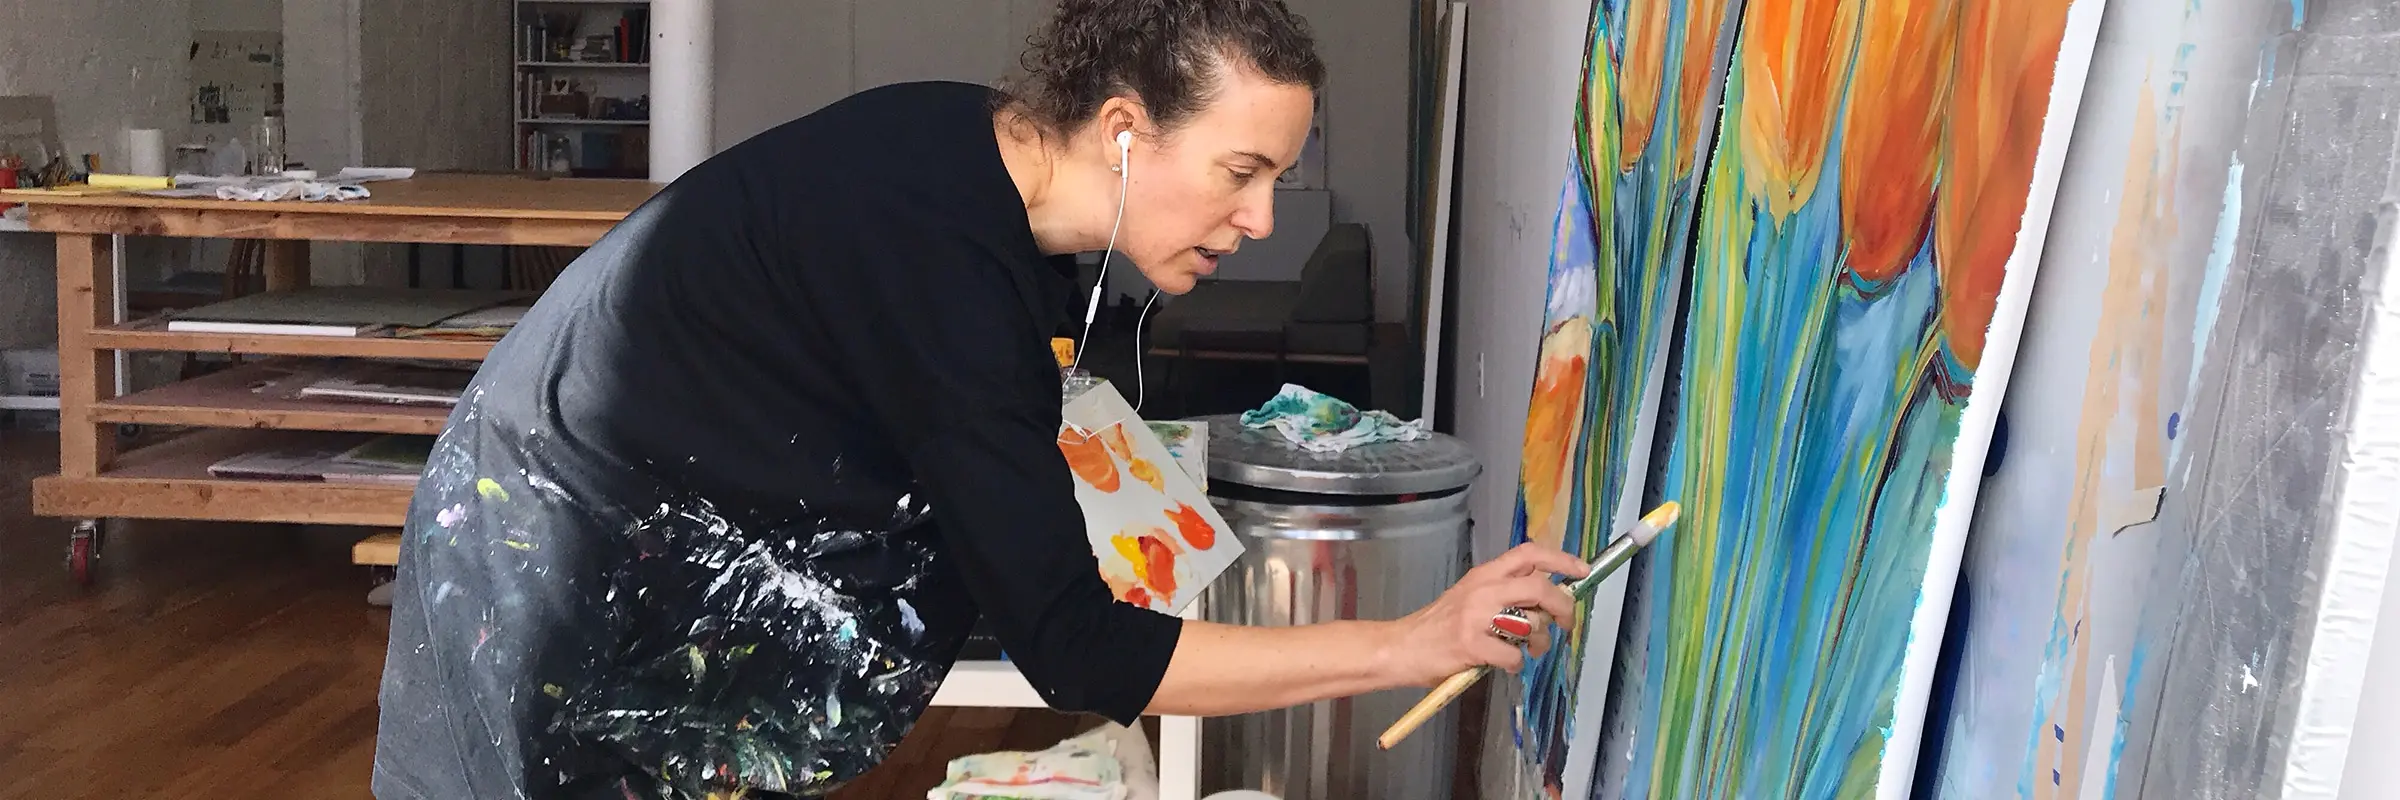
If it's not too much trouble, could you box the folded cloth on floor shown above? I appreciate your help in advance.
[1238,383,1428,454]
[928,724,1149,800]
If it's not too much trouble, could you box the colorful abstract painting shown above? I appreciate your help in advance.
[1505,0,1741,796]
[1060,383,1240,615]
[1591,0,2104,797]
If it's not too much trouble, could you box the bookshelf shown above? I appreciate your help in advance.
[515,0,651,178]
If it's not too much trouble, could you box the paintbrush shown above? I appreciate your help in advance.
[1374,501,1682,750]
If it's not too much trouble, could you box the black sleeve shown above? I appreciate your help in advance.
[804,217,1183,726]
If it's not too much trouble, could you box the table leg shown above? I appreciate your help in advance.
[263,240,310,290]
[55,233,117,476]
[1159,714,1201,800]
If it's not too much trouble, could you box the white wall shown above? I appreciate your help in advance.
[0,0,197,348]
[1442,4,1597,795]
[1445,0,1586,564]
[281,0,507,287]
[194,0,280,32]
[708,0,1415,321]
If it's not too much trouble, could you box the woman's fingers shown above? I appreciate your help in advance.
[1482,541,1593,581]
[1472,633,1525,673]
[1490,575,1577,626]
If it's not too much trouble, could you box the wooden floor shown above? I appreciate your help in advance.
[0,431,1097,799]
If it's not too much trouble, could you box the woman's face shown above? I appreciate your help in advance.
[1115,67,1316,294]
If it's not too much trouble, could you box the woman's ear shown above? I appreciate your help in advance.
[1095,95,1151,153]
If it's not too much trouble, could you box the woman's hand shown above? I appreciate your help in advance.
[1376,542,1591,688]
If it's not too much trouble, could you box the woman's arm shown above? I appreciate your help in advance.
[1143,543,1589,717]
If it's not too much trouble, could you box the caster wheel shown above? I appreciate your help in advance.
[68,521,100,587]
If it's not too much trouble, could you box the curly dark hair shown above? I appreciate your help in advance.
[1000,0,1326,137]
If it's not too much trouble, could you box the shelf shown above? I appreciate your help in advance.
[519,118,649,126]
[90,318,495,361]
[32,428,415,526]
[519,61,647,68]
[91,360,454,435]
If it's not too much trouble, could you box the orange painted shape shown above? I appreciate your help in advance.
[1839,0,1959,281]
[1520,319,1592,549]
[1736,0,1862,218]
[1059,430,1121,493]
[1934,0,2078,369]
[1617,0,1673,171]
[1169,502,1216,550]
[1673,0,1738,177]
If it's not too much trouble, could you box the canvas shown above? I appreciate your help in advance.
[1502,2,1741,798]
[1584,0,2108,798]
[1060,383,1240,615]
[1916,0,2281,795]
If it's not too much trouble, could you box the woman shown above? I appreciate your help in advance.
[372,1,1588,797]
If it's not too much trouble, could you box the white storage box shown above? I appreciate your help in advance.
[3,346,61,397]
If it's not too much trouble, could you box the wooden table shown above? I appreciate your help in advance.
[3,172,1206,799]
[1,173,661,574]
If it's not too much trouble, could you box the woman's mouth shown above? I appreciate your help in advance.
[1195,246,1231,273]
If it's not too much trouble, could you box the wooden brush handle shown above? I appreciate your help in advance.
[1378,666,1487,750]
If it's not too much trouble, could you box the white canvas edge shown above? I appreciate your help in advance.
[1556,210,1691,800]
[1873,0,2112,796]
[2276,194,2400,800]
[1420,2,1471,425]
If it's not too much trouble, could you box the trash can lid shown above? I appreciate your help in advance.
[1193,414,1482,496]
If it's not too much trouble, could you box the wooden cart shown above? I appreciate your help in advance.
[1,173,659,582]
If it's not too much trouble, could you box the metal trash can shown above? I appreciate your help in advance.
[1194,414,1481,800]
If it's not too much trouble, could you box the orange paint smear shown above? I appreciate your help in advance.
[1737,0,1861,219]
[1934,0,2077,369]
[1169,502,1216,550]
[1672,0,1738,177]
[1110,528,1180,600]
[1839,0,1958,281]
[1520,319,1591,549]
[1058,430,1121,493]
[1616,0,1672,172]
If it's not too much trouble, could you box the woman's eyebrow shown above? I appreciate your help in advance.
[1230,151,1281,169]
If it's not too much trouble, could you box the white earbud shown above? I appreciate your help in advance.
[1113,130,1131,171]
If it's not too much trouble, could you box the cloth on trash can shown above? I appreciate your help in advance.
[926,722,1158,800]
[1238,383,1427,454]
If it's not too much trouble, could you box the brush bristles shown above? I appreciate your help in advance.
[1632,501,1681,545]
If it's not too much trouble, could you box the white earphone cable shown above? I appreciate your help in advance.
[1131,287,1160,414]
[1073,133,1133,373]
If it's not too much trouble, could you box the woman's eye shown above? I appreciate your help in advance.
[1230,170,1258,185]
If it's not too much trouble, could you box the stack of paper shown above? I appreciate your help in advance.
[165,287,531,337]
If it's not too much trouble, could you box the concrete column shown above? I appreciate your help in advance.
[649,0,715,183]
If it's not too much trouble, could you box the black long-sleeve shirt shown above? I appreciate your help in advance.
[371,81,1182,800]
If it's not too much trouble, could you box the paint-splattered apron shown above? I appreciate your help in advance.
[373,384,973,800]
